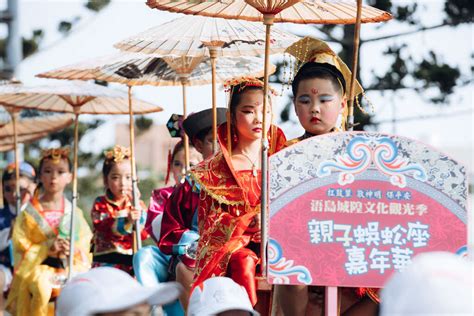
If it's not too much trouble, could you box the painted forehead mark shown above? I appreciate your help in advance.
[311,88,319,95]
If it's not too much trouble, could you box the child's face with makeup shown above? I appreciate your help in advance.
[233,89,272,142]
[294,77,346,136]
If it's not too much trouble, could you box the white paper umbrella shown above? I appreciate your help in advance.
[0,113,74,140]
[0,81,160,114]
[0,114,74,152]
[0,133,49,152]
[115,15,292,152]
[146,0,391,24]
[0,113,74,211]
[0,81,162,278]
[38,53,274,87]
[38,51,271,254]
[38,52,275,163]
[114,15,300,57]
[37,51,272,253]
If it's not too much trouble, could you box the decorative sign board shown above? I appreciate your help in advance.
[268,132,468,287]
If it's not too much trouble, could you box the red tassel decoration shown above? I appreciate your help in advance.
[164,148,172,185]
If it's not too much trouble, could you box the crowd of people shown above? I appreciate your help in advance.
[0,37,472,316]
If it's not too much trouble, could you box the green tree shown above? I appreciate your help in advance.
[85,0,111,12]
[272,0,473,130]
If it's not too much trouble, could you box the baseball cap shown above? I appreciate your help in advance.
[3,161,36,181]
[56,267,183,316]
[380,251,474,316]
[188,277,259,316]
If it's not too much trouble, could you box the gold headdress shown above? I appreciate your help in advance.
[285,37,373,130]
[104,145,131,164]
[285,37,363,98]
[41,147,70,164]
[223,76,278,96]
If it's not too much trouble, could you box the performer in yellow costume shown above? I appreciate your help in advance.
[6,148,92,316]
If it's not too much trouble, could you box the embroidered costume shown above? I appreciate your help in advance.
[91,193,147,274]
[6,197,91,316]
[158,177,200,268]
[146,186,175,242]
[0,203,16,292]
[191,124,286,305]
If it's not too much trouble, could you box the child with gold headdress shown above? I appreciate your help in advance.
[90,145,147,275]
[276,37,377,316]
[6,148,92,316]
[190,76,286,310]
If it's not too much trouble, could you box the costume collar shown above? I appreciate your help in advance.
[190,123,286,206]
[104,189,130,207]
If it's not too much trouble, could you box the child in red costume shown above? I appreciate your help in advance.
[191,77,286,307]
[91,145,147,275]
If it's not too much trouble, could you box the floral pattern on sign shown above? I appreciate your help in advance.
[317,136,427,188]
[317,136,372,185]
[456,245,468,259]
[270,132,466,209]
[373,137,427,188]
[268,239,312,284]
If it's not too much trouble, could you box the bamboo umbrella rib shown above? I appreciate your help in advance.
[279,7,312,22]
[87,100,98,114]
[40,95,54,112]
[184,1,220,15]
[11,95,40,112]
[287,5,307,22]
[0,133,45,152]
[194,16,207,43]
[233,2,248,19]
[201,18,212,44]
[109,99,123,113]
[327,2,364,19]
[108,99,122,113]
[226,21,247,57]
[309,2,344,19]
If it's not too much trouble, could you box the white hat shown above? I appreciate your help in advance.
[56,267,183,316]
[188,277,259,316]
[380,251,474,316]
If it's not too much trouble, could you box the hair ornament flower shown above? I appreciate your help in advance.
[104,145,131,164]
[41,147,70,164]
[223,76,278,96]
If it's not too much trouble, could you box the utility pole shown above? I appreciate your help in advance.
[1,0,22,79]
[1,0,23,164]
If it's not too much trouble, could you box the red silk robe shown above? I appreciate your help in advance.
[91,194,148,256]
[158,178,200,268]
[146,186,175,242]
[191,123,286,305]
